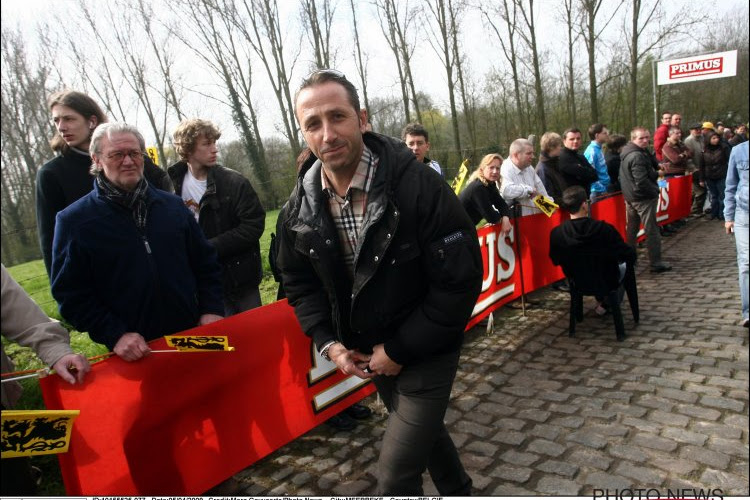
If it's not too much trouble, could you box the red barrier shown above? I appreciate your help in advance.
[40,300,375,495]
[39,176,693,495]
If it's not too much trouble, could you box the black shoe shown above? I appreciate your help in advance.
[551,281,570,292]
[345,403,372,420]
[326,413,357,431]
[743,318,749,328]
[650,264,673,273]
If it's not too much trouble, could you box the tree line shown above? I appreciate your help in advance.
[1,0,748,266]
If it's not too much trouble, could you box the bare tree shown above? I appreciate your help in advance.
[447,0,477,155]
[561,0,579,126]
[349,0,371,118]
[238,0,301,157]
[300,0,336,69]
[375,0,421,123]
[482,0,527,136]
[168,0,272,204]
[579,0,624,123]
[425,0,462,152]
[514,0,546,132]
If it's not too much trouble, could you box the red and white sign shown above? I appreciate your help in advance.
[658,50,737,85]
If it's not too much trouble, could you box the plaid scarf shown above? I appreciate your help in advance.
[96,173,150,231]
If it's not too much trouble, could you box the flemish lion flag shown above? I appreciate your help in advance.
[450,159,469,195]
[1,410,80,458]
[165,335,235,351]
[533,195,559,217]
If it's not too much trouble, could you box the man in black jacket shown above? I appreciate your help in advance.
[619,127,672,273]
[558,127,598,195]
[277,70,482,495]
[169,119,266,315]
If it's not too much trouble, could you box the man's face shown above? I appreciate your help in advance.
[661,113,672,126]
[670,114,682,127]
[296,81,366,176]
[669,128,682,141]
[404,134,430,163]
[595,128,609,145]
[564,132,582,151]
[633,130,651,149]
[188,135,218,168]
[93,132,145,191]
[52,104,95,150]
[513,146,534,169]
[690,128,701,137]
[738,125,747,135]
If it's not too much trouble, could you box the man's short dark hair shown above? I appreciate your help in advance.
[562,185,587,213]
[588,123,606,140]
[295,69,360,113]
[401,122,429,142]
[563,128,581,140]
[606,134,627,152]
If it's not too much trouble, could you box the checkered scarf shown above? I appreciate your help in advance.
[96,173,150,231]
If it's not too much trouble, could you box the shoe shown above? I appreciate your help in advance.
[552,281,570,292]
[743,318,749,328]
[650,264,673,273]
[326,413,357,431]
[345,403,372,420]
[594,303,608,316]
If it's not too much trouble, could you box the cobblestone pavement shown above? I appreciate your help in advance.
[234,216,749,496]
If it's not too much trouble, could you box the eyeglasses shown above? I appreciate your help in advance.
[105,150,143,163]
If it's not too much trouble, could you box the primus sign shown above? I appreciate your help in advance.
[657,50,737,85]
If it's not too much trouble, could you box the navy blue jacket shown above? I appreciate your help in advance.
[50,182,224,350]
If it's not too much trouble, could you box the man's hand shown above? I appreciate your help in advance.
[113,332,151,362]
[52,353,91,384]
[328,342,374,379]
[199,313,223,325]
[725,221,735,234]
[368,344,402,376]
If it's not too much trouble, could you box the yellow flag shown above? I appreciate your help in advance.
[146,146,159,165]
[533,195,559,217]
[1,410,80,458]
[450,159,470,195]
[165,335,235,351]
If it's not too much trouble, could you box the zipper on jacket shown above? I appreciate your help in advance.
[142,235,152,254]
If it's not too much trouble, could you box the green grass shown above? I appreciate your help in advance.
[3,209,285,494]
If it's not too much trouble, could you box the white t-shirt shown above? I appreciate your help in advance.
[181,170,207,221]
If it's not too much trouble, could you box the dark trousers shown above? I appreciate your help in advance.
[373,350,472,495]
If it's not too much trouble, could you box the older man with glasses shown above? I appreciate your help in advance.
[50,122,224,362]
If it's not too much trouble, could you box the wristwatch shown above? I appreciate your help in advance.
[319,340,339,362]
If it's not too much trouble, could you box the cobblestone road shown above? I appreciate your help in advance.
[234,216,749,496]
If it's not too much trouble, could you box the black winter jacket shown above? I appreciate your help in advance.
[620,143,659,202]
[168,162,266,293]
[558,147,597,195]
[277,133,483,366]
[459,178,510,225]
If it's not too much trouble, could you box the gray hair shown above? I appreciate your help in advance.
[89,122,146,175]
[509,138,532,156]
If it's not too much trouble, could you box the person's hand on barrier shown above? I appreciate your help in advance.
[329,342,373,379]
[199,313,224,325]
[499,216,512,237]
[725,221,734,234]
[368,344,402,377]
[52,353,91,384]
[113,332,151,362]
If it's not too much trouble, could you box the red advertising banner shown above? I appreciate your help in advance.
[38,176,692,495]
[40,300,375,495]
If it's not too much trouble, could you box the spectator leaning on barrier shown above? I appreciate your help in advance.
[459,153,512,236]
[50,123,224,362]
[619,127,672,273]
[500,138,548,216]
[535,132,567,204]
[723,141,749,328]
[277,69,481,495]
[36,90,172,278]
[1,263,91,495]
[169,118,266,316]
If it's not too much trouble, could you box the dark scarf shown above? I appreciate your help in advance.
[96,173,150,231]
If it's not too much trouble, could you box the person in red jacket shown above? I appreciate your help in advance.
[653,110,672,162]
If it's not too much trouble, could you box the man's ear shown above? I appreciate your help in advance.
[359,108,368,133]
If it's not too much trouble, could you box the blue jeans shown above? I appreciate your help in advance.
[706,178,726,219]
[733,217,749,321]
